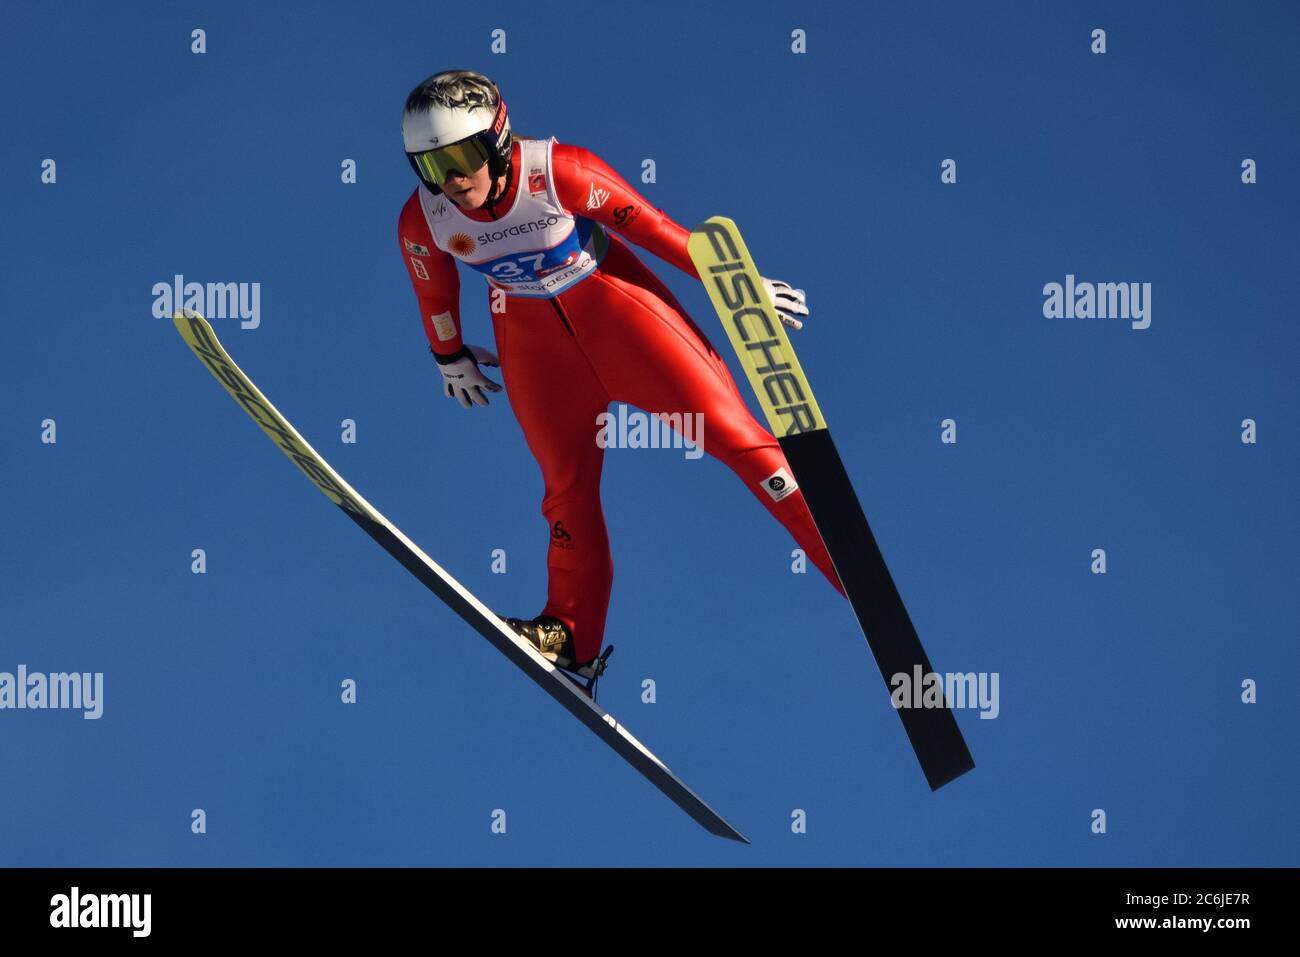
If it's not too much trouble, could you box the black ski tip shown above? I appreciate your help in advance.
[701,816,749,844]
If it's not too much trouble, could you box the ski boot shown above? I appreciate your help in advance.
[499,614,614,700]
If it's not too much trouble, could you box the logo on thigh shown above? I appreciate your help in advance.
[761,467,798,502]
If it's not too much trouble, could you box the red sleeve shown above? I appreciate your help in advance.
[398,189,465,356]
[550,143,700,280]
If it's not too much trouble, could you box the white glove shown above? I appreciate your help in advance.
[434,344,502,408]
[761,276,809,331]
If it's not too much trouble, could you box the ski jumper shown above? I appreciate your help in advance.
[398,135,845,663]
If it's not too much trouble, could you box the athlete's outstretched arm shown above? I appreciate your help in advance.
[551,143,810,329]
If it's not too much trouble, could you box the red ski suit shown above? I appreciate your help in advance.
[399,138,844,663]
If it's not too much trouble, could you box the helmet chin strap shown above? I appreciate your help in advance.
[480,153,513,212]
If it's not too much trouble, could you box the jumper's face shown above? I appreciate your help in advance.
[441,160,494,208]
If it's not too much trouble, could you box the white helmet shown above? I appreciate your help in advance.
[401,70,513,205]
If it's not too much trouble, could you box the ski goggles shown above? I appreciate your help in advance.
[407,137,491,187]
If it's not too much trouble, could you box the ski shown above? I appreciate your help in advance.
[171,310,747,843]
[687,217,975,790]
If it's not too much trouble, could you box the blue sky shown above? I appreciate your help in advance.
[2,0,1297,865]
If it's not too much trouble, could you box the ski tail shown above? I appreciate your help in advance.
[686,218,974,790]
[782,428,975,789]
